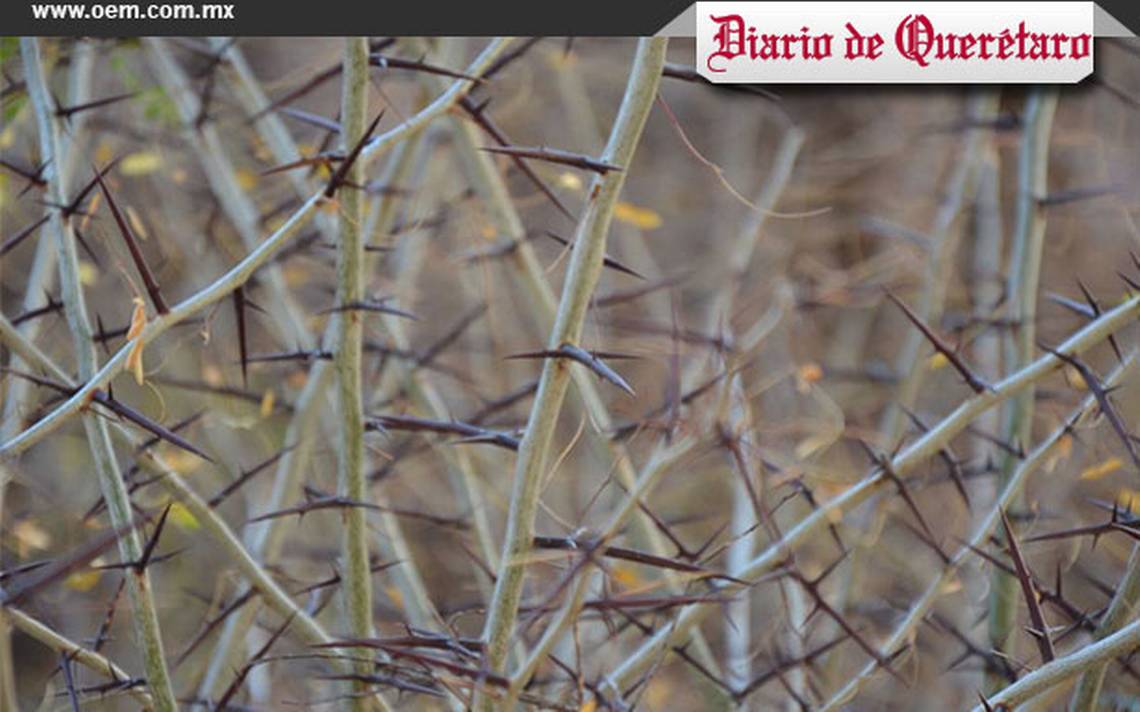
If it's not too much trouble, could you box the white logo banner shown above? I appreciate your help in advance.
[696,2,1094,83]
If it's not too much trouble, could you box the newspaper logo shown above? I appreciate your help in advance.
[697,2,1094,83]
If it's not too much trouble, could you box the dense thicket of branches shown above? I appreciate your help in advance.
[2,36,1140,710]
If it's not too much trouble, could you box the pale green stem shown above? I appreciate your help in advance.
[0,190,323,458]
[194,137,429,706]
[988,88,1059,693]
[437,44,724,684]
[478,38,668,698]
[335,37,375,711]
[19,37,178,712]
[0,40,94,712]
[203,36,460,664]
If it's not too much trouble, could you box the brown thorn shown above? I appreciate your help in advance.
[885,289,987,393]
[1000,509,1055,662]
[91,163,168,314]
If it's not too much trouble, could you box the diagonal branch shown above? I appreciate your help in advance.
[599,294,1140,704]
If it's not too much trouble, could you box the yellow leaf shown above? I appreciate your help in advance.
[259,390,276,419]
[168,502,200,530]
[1064,366,1087,390]
[287,371,309,390]
[283,264,310,288]
[613,202,662,231]
[796,362,823,392]
[480,222,497,240]
[79,191,102,232]
[202,363,224,387]
[1057,433,1074,460]
[12,520,51,556]
[127,298,147,340]
[127,336,145,385]
[65,562,104,592]
[94,143,114,165]
[1117,488,1140,511]
[579,701,597,712]
[161,448,202,475]
[557,172,583,192]
[120,151,162,176]
[125,205,148,240]
[385,585,404,611]
[125,298,148,385]
[0,121,17,150]
[1081,457,1124,481]
[77,261,99,286]
[611,564,642,590]
[928,352,949,371]
[235,168,258,191]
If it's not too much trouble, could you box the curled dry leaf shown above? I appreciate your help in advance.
[126,297,147,385]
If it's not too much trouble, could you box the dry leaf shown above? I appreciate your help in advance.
[65,562,104,592]
[611,563,643,590]
[125,205,148,240]
[1080,457,1123,481]
[77,261,98,286]
[168,501,200,530]
[12,519,51,556]
[120,151,162,176]
[126,298,147,385]
[613,202,662,230]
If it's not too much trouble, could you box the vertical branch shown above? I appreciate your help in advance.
[824,90,998,688]
[335,37,374,708]
[479,36,668,688]
[988,88,1059,692]
[195,52,440,696]
[443,52,727,683]
[18,38,177,712]
[717,126,804,693]
[1069,544,1140,710]
[970,134,1005,493]
[0,40,95,712]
